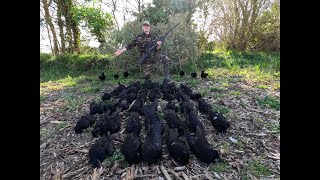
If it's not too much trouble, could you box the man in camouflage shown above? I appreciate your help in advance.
[113,20,171,83]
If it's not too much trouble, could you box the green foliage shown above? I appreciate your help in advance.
[258,96,280,110]
[246,159,271,177]
[103,150,124,166]
[136,0,189,25]
[40,53,54,63]
[212,106,230,115]
[266,122,280,133]
[40,128,55,140]
[71,6,113,43]
[100,16,199,73]
[210,161,229,173]
[40,53,112,82]
[249,2,280,51]
[199,50,280,72]
[210,87,224,93]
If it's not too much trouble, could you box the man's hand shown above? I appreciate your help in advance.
[114,48,126,57]
[156,41,162,50]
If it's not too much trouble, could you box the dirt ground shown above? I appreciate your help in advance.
[40,76,280,180]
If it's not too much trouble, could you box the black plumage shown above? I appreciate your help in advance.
[164,109,184,136]
[120,132,142,164]
[142,117,164,164]
[201,70,208,78]
[181,100,195,114]
[125,112,142,134]
[119,99,129,110]
[167,128,189,165]
[185,126,220,163]
[162,93,174,101]
[187,110,204,132]
[105,107,122,134]
[90,101,104,115]
[191,72,197,78]
[74,114,95,133]
[129,99,144,115]
[99,72,106,80]
[190,93,202,100]
[180,84,193,96]
[91,111,111,137]
[101,92,112,101]
[123,71,129,78]
[179,70,185,77]
[208,109,230,133]
[114,74,119,79]
[165,101,179,112]
[126,92,137,104]
[197,98,212,115]
[89,135,115,168]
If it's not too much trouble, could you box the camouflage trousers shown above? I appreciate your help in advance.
[142,53,170,78]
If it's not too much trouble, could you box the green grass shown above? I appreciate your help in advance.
[56,121,68,129]
[200,88,210,97]
[210,87,224,93]
[40,128,55,140]
[59,95,87,112]
[221,142,230,151]
[266,122,280,133]
[81,86,101,93]
[239,159,271,179]
[258,96,280,110]
[187,79,199,87]
[40,95,47,104]
[200,50,279,72]
[212,106,231,114]
[221,82,231,87]
[255,117,263,123]
[213,93,224,99]
[210,161,229,173]
[103,150,125,167]
[247,159,271,177]
[257,85,269,89]
[229,90,242,96]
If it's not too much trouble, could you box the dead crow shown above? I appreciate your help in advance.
[125,112,142,134]
[99,72,105,80]
[120,132,142,164]
[201,70,208,78]
[208,109,230,133]
[179,70,185,77]
[167,128,189,165]
[185,126,220,163]
[114,74,119,79]
[74,114,95,133]
[191,72,197,78]
[89,135,115,168]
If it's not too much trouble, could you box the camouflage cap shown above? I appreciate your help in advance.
[142,21,150,26]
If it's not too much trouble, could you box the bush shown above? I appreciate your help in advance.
[40,53,113,72]
[99,15,199,74]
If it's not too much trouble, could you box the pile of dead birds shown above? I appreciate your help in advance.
[74,80,230,168]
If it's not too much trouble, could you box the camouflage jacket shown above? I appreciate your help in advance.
[125,32,160,57]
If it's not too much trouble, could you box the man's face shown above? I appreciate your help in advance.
[142,24,150,34]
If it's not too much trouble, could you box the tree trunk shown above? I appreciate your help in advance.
[67,0,80,53]
[43,0,59,55]
[45,21,54,54]
[71,20,80,53]
[57,0,65,53]
[60,0,74,53]
[111,0,119,31]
